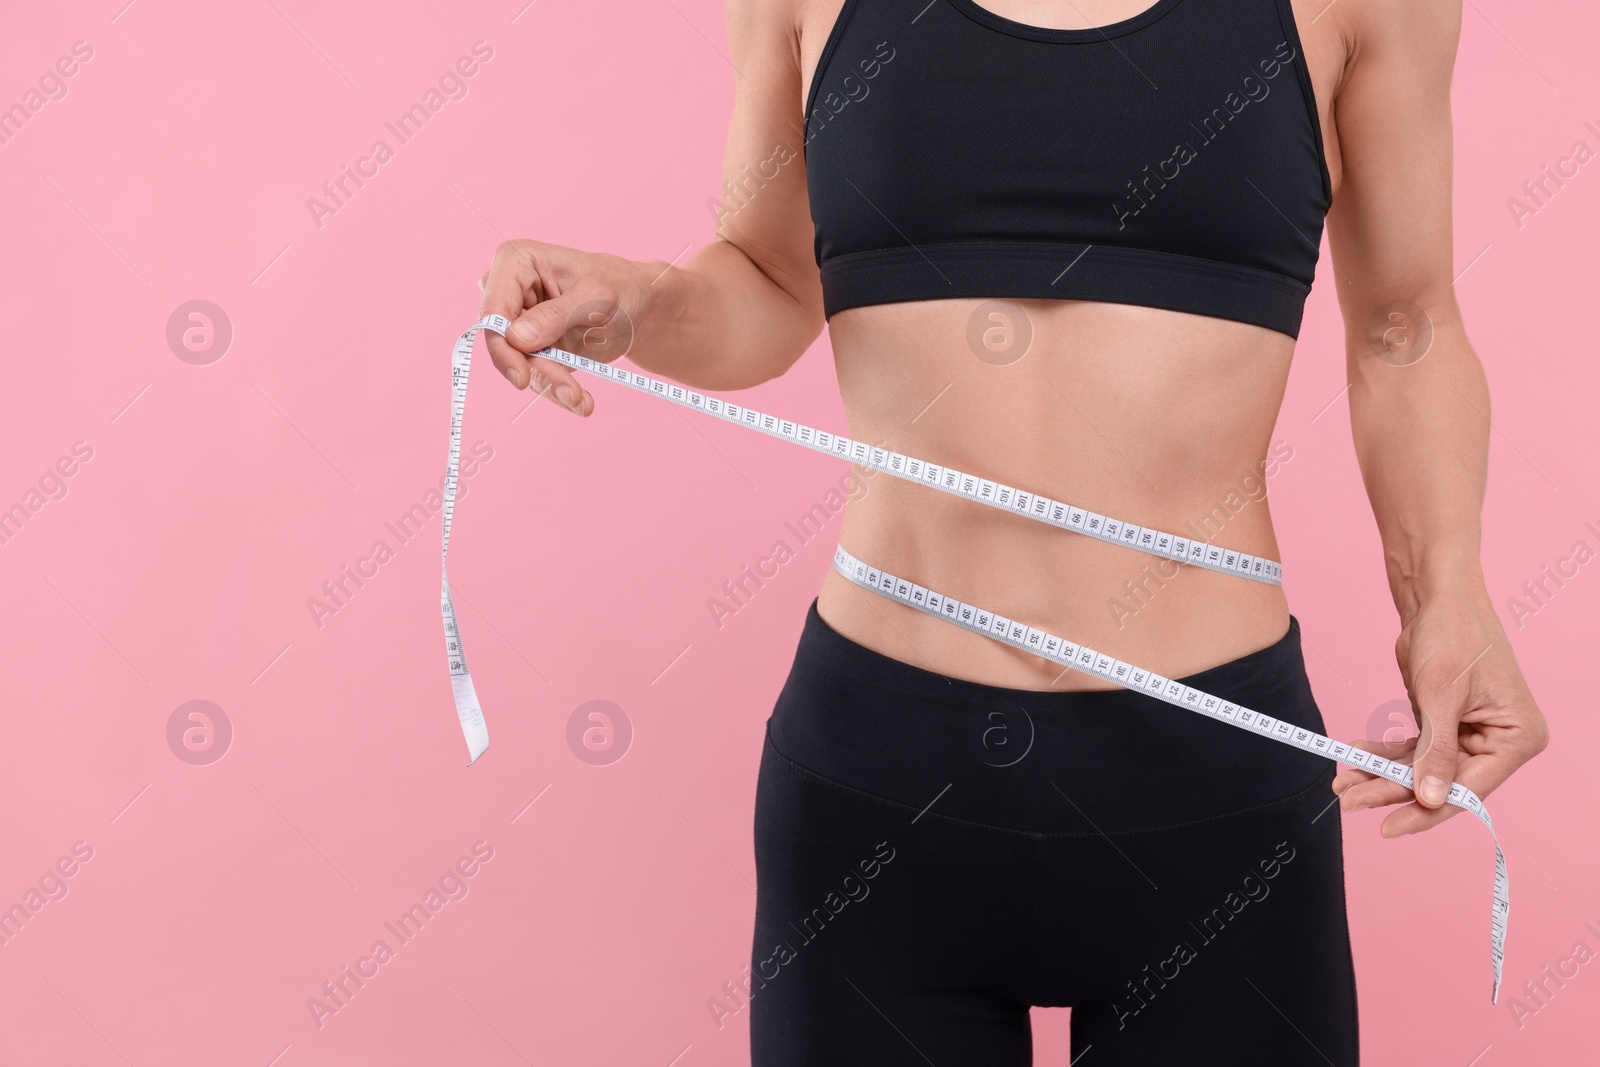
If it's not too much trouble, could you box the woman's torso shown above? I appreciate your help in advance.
[798,0,1346,690]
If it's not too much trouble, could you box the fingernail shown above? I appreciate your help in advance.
[1380,824,1402,839]
[556,384,578,407]
[503,366,520,388]
[1341,798,1366,813]
[1419,775,1449,806]
[509,321,537,346]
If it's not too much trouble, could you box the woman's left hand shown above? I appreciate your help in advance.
[1333,593,1549,836]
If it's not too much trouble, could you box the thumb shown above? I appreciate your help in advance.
[1409,689,1462,808]
[505,278,625,356]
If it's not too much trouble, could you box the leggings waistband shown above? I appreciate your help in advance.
[766,600,1334,836]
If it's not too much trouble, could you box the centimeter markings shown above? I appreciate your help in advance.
[830,543,1507,1003]
[502,319,1282,586]
[441,322,491,764]
[442,315,1505,1000]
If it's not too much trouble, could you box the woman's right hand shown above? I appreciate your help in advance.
[477,238,658,417]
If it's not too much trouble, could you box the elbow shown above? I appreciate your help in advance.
[1346,292,1456,370]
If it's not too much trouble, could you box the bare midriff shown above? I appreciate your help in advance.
[814,296,1297,691]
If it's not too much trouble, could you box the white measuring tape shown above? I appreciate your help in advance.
[442,313,1507,1001]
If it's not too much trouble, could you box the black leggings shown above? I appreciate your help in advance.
[749,601,1358,1066]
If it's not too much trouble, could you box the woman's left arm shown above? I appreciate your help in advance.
[1322,0,1549,835]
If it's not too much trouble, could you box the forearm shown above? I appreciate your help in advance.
[1348,306,1492,624]
[628,238,824,393]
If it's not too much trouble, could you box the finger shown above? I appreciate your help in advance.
[1384,741,1526,837]
[1331,766,1377,795]
[1411,689,1465,810]
[526,354,594,417]
[479,245,541,390]
[1380,798,1464,837]
[1331,736,1414,795]
[1331,768,1371,793]
[492,329,586,413]
[501,278,625,413]
[1338,777,1413,813]
[505,274,620,354]
[475,257,589,414]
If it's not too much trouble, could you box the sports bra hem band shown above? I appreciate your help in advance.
[819,240,1312,337]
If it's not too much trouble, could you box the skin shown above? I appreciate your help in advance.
[479,0,1547,839]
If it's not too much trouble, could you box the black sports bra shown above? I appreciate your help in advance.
[803,0,1333,338]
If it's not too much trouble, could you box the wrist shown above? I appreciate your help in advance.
[1390,553,1489,624]
[617,254,705,381]
[627,256,681,328]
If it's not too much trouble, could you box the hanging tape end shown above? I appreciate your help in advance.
[466,737,490,766]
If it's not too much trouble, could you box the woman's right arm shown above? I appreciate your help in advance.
[479,0,823,415]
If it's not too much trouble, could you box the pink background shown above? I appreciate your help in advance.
[1,1,1597,1063]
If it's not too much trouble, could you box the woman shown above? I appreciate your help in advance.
[479,0,1547,1061]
